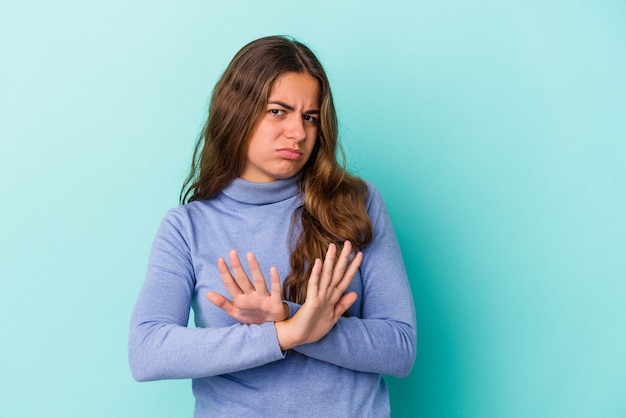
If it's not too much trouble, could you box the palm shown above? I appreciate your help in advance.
[228,291,286,324]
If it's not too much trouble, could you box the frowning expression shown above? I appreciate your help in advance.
[241,72,320,183]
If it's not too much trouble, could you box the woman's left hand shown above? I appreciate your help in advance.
[206,250,289,325]
[274,242,362,350]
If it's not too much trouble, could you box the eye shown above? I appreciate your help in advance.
[269,109,285,116]
[303,114,318,124]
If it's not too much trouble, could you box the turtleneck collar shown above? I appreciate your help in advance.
[220,174,301,205]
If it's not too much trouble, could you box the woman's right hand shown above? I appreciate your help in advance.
[274,241,362,350]
[206,250,288,325]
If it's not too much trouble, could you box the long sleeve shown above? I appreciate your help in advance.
[292,184,417,377]
[128,208,285,382]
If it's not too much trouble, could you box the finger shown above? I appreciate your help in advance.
[335,251,363,294]
[228,250,255,293]
[330,241,352,288]
[217,256,244,296]
[319,243,337,290]
[269,266,282,304]
[334,291,358,318]
[246,252,269,296]
[306,258,322,297]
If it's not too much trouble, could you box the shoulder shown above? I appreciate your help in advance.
[164,198,215,221]
[158,200,208,234]
[362,179,386,210]
[359,180,394,231]
[154,200,216,251]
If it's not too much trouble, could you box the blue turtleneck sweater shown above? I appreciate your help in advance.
[129,175,416,417]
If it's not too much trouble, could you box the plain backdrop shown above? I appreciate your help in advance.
[1,1,625,417]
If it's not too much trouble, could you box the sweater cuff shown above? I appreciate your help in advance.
[283,301,302,318]
[265,321,288,358]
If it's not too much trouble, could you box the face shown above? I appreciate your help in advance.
[241,72,320,183]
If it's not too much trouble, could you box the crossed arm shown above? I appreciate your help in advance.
[130,189,416,381]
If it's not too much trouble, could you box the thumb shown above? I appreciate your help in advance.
[334,292,357,317]
[206,291,228,308]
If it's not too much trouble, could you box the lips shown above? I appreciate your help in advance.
[277,148,303,160]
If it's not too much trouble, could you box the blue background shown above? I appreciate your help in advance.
[1,1,625,417]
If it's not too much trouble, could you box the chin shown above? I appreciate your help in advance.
[272,172,298,181]
[273,168,304,180]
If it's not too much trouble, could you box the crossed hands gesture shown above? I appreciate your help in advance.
[206,242,363,351]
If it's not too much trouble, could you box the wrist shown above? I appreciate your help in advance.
[274,320,296,351]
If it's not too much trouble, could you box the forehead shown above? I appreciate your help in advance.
[269,72,320,104]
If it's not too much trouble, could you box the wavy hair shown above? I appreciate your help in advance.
[181,36,372,304]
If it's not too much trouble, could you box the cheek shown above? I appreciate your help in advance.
[304,138,317,156]
[304,139,318,162]
[306,128,318,147]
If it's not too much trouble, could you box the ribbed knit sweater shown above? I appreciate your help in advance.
[129,175,416,417]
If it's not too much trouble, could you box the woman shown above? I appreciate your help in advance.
[129,35,416,417]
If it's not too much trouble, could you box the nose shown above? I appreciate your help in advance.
[285,116,306,142]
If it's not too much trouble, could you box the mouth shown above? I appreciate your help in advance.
[277,148,303,160]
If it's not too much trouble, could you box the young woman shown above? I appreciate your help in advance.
[129,35,416,417]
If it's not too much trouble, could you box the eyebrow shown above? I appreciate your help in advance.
[268,100,320,114]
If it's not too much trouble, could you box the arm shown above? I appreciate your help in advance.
[128,208,284,382]
[290,184,417,377]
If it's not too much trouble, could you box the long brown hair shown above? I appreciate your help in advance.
[181,36,372,303]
